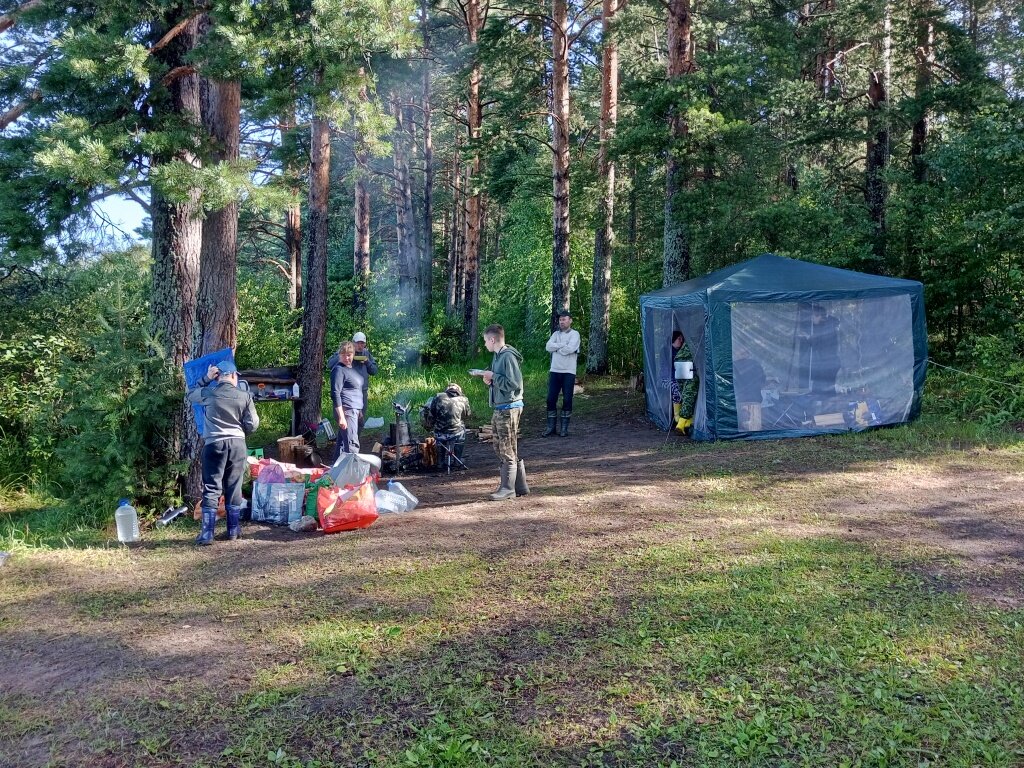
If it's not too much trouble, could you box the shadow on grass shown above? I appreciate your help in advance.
[3,535,1023,767]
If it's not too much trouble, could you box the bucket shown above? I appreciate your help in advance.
[674,360,694,380]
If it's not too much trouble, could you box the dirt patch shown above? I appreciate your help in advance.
[2,380,1024,765]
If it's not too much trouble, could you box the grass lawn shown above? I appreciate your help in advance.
[1,373,1023,766]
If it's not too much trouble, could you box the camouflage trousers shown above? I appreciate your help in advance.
[491,408,521,464]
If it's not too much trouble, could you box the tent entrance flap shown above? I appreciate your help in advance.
[642,306,705,432]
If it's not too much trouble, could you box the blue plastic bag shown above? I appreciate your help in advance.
[184,347,235,436]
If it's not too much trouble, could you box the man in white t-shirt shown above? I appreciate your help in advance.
[543,310,581,436]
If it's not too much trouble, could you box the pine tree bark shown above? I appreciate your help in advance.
[447,155,462,316]
[588,0,622,375]
[297,102,331,428]
[910,1,934,184]
[353,77,371,316]
[282,105,303,310]
[662,0,694,287]
[865,4,890,269]
[393,96,419,321]
[420,0,435,323]
[196,72,241,356]
[149,9,202,472]
[461,0,484,355]
[550,0,571,327]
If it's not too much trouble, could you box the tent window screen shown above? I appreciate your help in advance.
[730,295,915,432]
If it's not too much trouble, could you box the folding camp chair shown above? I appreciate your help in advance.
[434,429,467,473]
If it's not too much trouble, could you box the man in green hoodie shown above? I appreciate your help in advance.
[479,324,529,501]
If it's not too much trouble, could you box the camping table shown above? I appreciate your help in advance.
[238,366,303,436]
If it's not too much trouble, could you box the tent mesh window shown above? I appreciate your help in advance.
[729,296,916,434]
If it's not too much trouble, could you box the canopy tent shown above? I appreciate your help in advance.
[640,254,928,440]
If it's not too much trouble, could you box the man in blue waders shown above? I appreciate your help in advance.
[187,360,259,545]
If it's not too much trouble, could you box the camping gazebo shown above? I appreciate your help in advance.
[640,254,928,440]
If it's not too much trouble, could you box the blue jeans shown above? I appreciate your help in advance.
[546,372,575,413]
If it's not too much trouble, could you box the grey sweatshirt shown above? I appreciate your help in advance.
[188,378,260,442]
[488,345,524,407]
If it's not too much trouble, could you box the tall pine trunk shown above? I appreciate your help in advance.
[550,0,571,327]
[865,3,890,270]
[149,9,202,475]
[588,0,621,374]
[662,0,694,287]
[461,0,483,354]
[353,76,371,316]
[282,105,303,310]
[905,0,934,281]
[910,1,933,185]
[420,0,435,324]
[393,96,419,321]
[196,74,241,355]
[446,157,461,316]
[297,98,331,428]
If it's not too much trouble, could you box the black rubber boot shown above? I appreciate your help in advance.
[543,411,557,436]
[489,462,517,501]
[559,412,571,437]
[195,506,216,546]
[515,459,530,497]
[222,505,242,541]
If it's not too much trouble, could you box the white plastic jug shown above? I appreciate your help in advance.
[115,499,141,543]
[674,360,694,380]
[387,481,418,511]
[374,489,408,514]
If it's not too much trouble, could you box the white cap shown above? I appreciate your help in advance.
[352,332,367,343]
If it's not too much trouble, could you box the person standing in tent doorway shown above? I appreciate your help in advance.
[187,360,259,546]
[543,310,581,437]
[475,324,529,501]
[671,330,699,436]
[806,304,840,394]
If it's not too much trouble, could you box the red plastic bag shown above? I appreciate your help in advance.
[318,480,378,533]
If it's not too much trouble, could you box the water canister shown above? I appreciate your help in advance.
[387,480,418,511]
[674,360,694,380]
[292,382,300,398]
[374,489,408,514]
[115,499,141,543]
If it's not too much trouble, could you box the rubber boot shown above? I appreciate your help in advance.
[542,411,557,437]
[515,459,530,497]
[489,461,517,501]
[195,506,217,546]
[222,505,242,541]
[559,412,571,437]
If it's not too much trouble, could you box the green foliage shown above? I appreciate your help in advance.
[235,273,302,370]
[926,331,1024,426]
[56,254,181,518]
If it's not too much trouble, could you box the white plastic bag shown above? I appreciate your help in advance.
[288,515,319,532]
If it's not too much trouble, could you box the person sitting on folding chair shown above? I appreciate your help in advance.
[429,383,472,472]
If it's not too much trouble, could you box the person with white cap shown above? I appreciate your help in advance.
[351,331,377,422]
